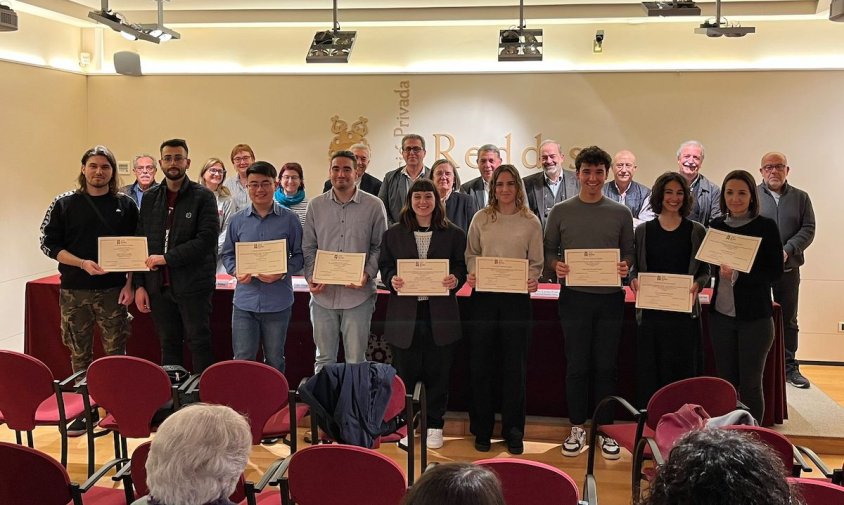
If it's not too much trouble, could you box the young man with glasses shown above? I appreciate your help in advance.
[120,154,159,208]
[602,150,655,227]
[757,152,816,389]
[378,134,430,224]
[134,138,220,374]
[224,143,256,211]
[221,161,303,372]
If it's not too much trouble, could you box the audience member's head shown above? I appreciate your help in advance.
[401,463,506,505]
[144,404,252,505]
[642,428,798,505]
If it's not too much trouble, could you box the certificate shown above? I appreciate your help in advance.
[695,228,762,273]
[235,239,287,276]
[98,236,149,272]
[475,257,528,294]
[396,259,449,296]
[635,273,695,313]
[312,250,367,286]
[564,249,621,287]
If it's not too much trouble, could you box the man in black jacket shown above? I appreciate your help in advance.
[134,139,219,373]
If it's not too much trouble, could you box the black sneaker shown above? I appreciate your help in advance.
[474,437,491,452]
[787,370,810,389]
[67,410,98,437]
[506,438,524,455]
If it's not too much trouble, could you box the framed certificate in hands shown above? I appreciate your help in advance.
[475,257,528,294]
[235,239,287,276]
[312,250,367,286]
[635,273,694,313]
[564,248,621,287]
[695,228,761,273]
[98,236,149,272]
[396,259,449,296]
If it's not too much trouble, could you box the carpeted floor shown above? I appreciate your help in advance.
[777,383,844,438]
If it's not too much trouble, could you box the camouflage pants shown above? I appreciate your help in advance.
[59,287,132,373]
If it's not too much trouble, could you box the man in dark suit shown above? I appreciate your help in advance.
[120,154,159,208]
[460,144,501,211]
[322,143,382,196]
[379,134,429,224]
[524,139,579,230]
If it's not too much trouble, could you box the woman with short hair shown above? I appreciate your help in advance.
[199,158,235,274]
[428,158,477,233]
[274,162,308,227]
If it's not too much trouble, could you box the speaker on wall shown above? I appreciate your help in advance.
[114,51,142,76]
[832,0,844,22]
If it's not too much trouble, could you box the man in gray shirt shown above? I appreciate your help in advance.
[543,145,634,461]
[757,151,816,389]
[303,150,388,372]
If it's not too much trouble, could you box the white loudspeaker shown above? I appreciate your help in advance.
[832,0,844,22]
[114,51,142,76]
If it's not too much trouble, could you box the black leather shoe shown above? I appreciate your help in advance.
[506,438,524,455]
[474,438,491,452]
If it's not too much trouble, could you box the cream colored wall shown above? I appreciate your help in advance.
[0,60,87,351]
[86,71,843,361]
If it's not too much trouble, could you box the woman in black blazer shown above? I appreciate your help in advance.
[428,159,478,233]
[709,170,783,422]
[379,178,468,449]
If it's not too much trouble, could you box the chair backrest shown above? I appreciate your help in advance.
[0,351,55,430]
[287,445,407,505]
[86,356,173,438]
[199,360,290,445]
[0,442,72,505]
[130,440,247,503]
[722,425,794,472]
[788,477,844,504]
[384,374,407,423]
[475,458,580,505]
[647,376,738,430]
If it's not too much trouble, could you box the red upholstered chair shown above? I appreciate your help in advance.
[198,360,308,451]
[0,350,98,476]
[586,376,739,503]
[0,441,125,505]
[475,458,594,505]
[788,477,844,504]
[722,425,811,477]
[277,444,407,505]
[85,355,177,460]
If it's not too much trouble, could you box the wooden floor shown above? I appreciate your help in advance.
[3,365,843,505]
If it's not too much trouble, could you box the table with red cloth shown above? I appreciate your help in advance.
[24,275,787,426]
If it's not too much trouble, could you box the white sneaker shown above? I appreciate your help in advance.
[599,436,621,460]
[562,426,586,457]
[426,428,444,449]
[398,435,409,449]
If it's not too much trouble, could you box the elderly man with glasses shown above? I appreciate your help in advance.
[378,134,430,224]
[757,152,816,389]
[120,154,159,208]
[603,150,655,227]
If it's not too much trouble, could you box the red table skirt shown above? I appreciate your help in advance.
[24,275,786,426]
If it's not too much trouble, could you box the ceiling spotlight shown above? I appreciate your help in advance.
[0,3,19,32]
[694,0,755,37]
[139,0,181,42]
[307,0,356,63]
[88,0,160,43]
[498,0,543,62]
[593,30,605,53]
[641,0,701,16]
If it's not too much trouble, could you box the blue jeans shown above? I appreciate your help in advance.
[231,306,292,372]
[309,295,376,373]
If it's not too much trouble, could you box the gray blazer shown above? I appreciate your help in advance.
[523,170,579,229]
[378,166,429,224]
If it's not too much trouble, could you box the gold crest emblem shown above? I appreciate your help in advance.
[328,115,369,158]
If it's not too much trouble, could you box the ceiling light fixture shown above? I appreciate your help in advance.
[88,0,160,43]
[695,0,755,37]
[306,0,356,63]
[641,0,701,17]
[0,2,18,32]
[139,0,180,42]
[499,0,543,62]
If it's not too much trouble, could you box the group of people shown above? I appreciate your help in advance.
[40,134,815,458]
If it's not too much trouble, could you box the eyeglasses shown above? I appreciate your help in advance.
[233,156,253,163]
[162,155,186,163]
[135,167,156,173]
[402,146,424,154]
[247,181,274,190]
[281,175,300,181]
[762,163,786,173]
[208,168,225,175]
[615,163,635,169]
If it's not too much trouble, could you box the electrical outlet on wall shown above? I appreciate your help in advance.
[117,161,130,176]
[839,322,844,333]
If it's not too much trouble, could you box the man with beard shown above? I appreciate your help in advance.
[379,134,429,224]
[134,139,219,373]
[524,140,579,229]
[40,145,138,432]
[460,144,502,211]
[322,143,382,196]
[676,140,721,227]
[120,154,159,208]
[603,149,655,227]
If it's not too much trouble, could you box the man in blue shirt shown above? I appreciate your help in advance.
[221,161,304,372]
[120,154,159,207]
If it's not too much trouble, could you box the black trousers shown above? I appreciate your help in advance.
[468,292,531,442]
[148,288,215,373]
[390,302,455,429]
[636,311,701,408]
[558,288,625,426]
[772,268,800,372]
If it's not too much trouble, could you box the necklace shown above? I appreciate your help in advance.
[417,225,431,232]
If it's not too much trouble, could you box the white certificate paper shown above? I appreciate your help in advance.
[397,259,449,296]
[98,236,149,272]
[475,257,529,294]
[635,273,694,313]
[312,250,367,286]
[564,249,621,287]
[695,228,762,273]
[235,239,287,276]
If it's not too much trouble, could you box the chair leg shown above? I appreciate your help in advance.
[59,424,69,468]
[86,420,96,477]
[112,431,122,460]
[14,430,22,445]
[26,430,34,448]
[121,436,129,460]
